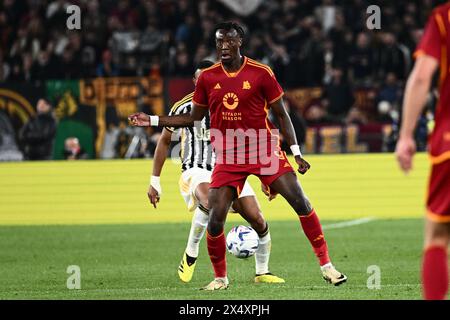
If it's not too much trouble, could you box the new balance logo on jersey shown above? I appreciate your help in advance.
[243,81,251,89]
[214,83,221,89]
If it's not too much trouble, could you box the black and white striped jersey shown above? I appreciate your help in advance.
[165,92,215,172]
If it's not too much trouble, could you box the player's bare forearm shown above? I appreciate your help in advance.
[400,55,438,138]
[160,105,208,127]
[129,104,208,128]
[270,97,310,174]
[157,114,193,128]
[395,55,438,173]
[270,98,298,147]
[400,75,430,137]
[152,128,172,177]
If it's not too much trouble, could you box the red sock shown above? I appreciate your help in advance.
[422,246,448,300]
[299,209,330,266]
[206,231,227,278]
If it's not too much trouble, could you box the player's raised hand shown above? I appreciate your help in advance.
[147,186,160,208]
[295,156,311,175]
[128,112,150,127]
[395,135,416,174]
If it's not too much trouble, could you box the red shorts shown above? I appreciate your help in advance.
[210,152,295,196]
[427,159,450,223]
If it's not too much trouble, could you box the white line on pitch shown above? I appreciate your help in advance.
[322,217,376,231]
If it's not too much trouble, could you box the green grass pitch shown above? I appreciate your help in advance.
[0,219,423,300]
[0,154,429,299]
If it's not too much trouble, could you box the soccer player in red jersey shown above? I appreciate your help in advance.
[130,21,347,290]
[396,3,450,300]
[150,60,284,284]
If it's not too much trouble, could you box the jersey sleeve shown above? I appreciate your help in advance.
[260,68,284,104]
[415,11,442,61]
[192,72,209,107]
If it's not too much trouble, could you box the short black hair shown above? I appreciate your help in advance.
[196,60,214,70]
[214,21,245,39]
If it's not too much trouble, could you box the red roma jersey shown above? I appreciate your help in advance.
[192,57,284,165]
[415,3,450,164]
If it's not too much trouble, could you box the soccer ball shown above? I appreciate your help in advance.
[226,225,259,259]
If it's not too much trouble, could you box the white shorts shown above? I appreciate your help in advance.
[178,167,256,211]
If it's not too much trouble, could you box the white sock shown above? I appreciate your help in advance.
[320,262,333,271]
[255,231,271,275]
[215,276,229,285]
[185,207,209,258]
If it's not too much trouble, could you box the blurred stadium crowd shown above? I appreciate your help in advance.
[0,0,444,160]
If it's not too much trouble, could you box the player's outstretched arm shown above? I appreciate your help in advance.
[128,104,208,128]
[270,98,310,175]
[395,55,438,173]
[148,128,173,208]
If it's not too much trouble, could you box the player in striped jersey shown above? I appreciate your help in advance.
[148,60,284,284]
[166,91,215,173]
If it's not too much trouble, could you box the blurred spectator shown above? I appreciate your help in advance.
[8,56,25,82]
[327,11,350,68]
[96,49,118,77]
[19,98,56,160]
[101,123,120,159]
[375,31,410,81]
[0,110,23,161]
[193,42,215,67]
[315,0,339,33]
[30,50,60,81]
[171,46,194,76]
[0,50,10,82]
[245,33,266,62]
[114,120,151,158]
[63,137,88,160]
[322,38,335,84]
[60,44,80,78]
[298,22,325,86]
[322,66,354,123]
[46,0,70,28]
[80,46,97,78]
[22,52,33,82]
[146,130,161,158]
[348,32,374,85]
[175,13,201,56]
[110,0,139,30]
[304,104,328,125]
[140,17,164,54]
[377,73,402,105]
[415,112,430,152]
[376,72,402,123]
[345,107,368,126]
[115,121,132,158]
